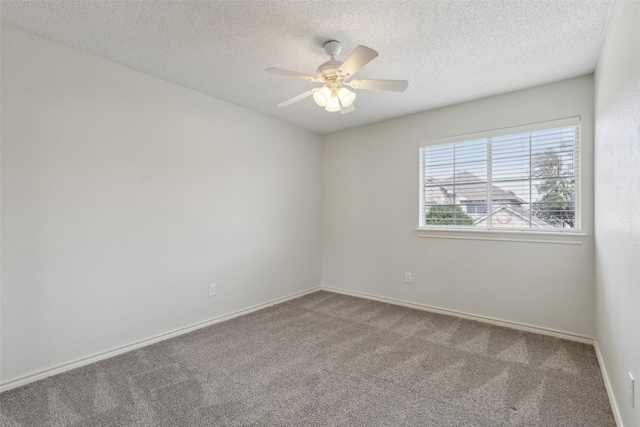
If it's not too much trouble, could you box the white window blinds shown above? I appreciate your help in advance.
[419,117,580,232]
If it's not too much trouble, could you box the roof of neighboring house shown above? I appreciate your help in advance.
[426,171,523,202]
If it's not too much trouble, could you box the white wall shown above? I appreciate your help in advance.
[322,75,595,336]
[594,1,640,425]
[0,26,322,384]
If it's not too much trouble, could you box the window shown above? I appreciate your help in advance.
[419,117,580,233]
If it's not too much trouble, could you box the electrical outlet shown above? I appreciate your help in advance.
[209,283,217,297]
[629,372,635,408]
[405,272,412,284]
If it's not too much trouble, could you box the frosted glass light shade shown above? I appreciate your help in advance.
[337,87,356,107]
[325,93,341,112]
[313,87,331,107]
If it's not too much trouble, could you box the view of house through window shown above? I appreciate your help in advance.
[419,118,580,231]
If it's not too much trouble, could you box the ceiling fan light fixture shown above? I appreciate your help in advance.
[267,40,407,114]
[313,86,331,107]
[325,93,341,112]
[337,87,356,107]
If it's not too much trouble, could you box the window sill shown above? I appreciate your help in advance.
[414,228,586,244]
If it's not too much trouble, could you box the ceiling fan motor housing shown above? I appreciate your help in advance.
[316,60,343,81]
[318,41,345,81]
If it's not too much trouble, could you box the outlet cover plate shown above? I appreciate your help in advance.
[209,283,217,297]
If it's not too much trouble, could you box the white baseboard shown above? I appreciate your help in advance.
[320,286,594,344]
[594,340,624,427]
[0,286,320,393]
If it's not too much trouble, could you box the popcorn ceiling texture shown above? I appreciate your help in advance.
[1,1,612,135]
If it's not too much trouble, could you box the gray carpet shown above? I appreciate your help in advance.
[1,291,615,426]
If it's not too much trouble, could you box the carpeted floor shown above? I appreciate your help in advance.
[1,291,615,426]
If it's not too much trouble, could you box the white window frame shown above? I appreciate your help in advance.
[416,117,585,244]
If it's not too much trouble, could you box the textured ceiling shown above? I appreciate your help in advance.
[1,1,612,135]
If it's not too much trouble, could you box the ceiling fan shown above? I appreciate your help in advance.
[265,40,408,114]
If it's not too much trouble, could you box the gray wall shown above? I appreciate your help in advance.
[321,75,595,337]
[594,1,640,425]
[1,26,323,383]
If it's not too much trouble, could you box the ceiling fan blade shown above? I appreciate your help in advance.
[265,67,317,81]
[338,45,378,78]
[276,90,315,107]
[348,79,408,92]
[340,104,355,114]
